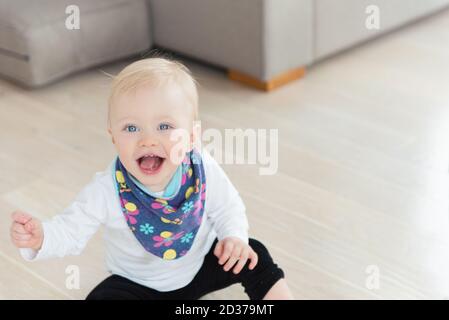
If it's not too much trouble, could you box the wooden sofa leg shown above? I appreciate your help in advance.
[228,66,306,91]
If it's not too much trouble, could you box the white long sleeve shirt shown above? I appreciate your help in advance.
[20,150,249,292]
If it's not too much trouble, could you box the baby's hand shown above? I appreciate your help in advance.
[214,236,258,274]
[10,210,44,251]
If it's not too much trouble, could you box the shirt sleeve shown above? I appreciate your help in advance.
[20,173,108,261]
[202,150,250,244]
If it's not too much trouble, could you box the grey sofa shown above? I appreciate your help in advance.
[149,0,449,90]
[0,0,151,87]
[1,0,448,89]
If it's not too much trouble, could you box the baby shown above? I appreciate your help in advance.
[10,58,293,300]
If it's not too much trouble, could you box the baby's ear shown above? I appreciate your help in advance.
[107,128,115,144]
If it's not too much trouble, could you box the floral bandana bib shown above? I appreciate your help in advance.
[114,149,206,260]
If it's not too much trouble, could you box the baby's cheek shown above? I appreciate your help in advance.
[125,134,140,147]
[116,143,137,165]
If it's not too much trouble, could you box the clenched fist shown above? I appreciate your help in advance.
[10,210,44,251]
[214,236,258,274]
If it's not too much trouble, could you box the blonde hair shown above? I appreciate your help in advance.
[107,57,199,125]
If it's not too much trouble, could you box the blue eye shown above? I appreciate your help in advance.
[158,123,172,131]
[125,125,139,132]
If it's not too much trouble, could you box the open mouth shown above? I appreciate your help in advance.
[137,154,165,175]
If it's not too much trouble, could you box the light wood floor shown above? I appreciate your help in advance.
[1,9,449,300]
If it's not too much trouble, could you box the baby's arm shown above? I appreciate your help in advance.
[10,174,107,261]
[203,150,249,244]
[203,151,258,274]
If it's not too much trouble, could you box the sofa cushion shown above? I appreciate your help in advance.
[0,0,152,87]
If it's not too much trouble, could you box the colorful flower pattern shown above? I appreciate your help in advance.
[114,150,206,260]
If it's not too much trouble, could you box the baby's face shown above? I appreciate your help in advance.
[108,84,195,192]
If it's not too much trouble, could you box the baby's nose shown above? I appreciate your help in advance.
[138,134,159,147]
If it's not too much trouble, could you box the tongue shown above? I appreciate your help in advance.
[140,156,162,171]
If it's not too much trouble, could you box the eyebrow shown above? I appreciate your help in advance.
[155,115,176,122]
[117,117,133,123]
[116,115,176,124]
[115,115,135,121]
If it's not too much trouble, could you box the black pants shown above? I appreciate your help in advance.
[86,237,285,300]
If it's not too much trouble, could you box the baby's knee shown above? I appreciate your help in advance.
[248,238,272,264]
[247,238,280,272]
[242,238,285,300]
